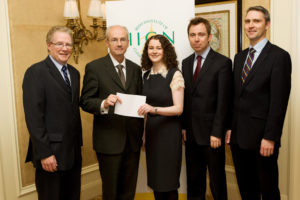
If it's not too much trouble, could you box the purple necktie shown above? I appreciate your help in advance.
[241,48,256,84]
[193,55,202,83]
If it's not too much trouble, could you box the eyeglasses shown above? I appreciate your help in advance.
[108,38,128,44]
[51,42,73,49]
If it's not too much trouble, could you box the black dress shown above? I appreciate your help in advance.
[143,68,182,192]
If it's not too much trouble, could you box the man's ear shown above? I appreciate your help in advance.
[208,34,212,42]
[265,21,271,30]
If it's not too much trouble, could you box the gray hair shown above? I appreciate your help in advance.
[105,25,129,41]
[46,26,73,44]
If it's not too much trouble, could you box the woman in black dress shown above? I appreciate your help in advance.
[138,35,184,200]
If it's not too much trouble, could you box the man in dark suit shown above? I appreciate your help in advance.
[80,25,143,200]
[225,6,291,200]
[182,17,232,200]
[23,26,82,200]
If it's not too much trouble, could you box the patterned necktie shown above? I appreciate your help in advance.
[193,55,202,83]
[116,64,126,88]
[241,48,256,84]
[61,65,71,87]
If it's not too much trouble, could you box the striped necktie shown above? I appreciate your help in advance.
[62,65,71,87]
[241,48,256,84]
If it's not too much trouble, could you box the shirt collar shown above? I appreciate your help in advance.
[109,53,126,68]
[49,55,65,71]
[194,46,211,61]
[250,38,268,54]
[146,64,168,79]
[150,64,168,77]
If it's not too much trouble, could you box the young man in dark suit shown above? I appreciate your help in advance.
[80,25,143,200]
[226,6,291,200]
[181,17,232,200]
[23,26,82,200]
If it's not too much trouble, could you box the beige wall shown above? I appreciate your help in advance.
[270,1,292,198]
[7,0,107,186]
[275,0,300,199]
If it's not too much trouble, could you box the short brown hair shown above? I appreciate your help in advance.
[187,17,211,35]
[46,26,73,44]
[141,34,178,71]
[247,6,270,23]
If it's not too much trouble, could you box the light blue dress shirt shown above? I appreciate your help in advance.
[244,37,268,66]
[49,55,71,84]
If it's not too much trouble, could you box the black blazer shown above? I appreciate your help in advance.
[182,49,232,145]
[80,54,143,154]
[230,42,291,150]
[23,56,82,170]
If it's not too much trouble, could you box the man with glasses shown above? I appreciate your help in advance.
[23,26,82,200]
[80,25,143,200]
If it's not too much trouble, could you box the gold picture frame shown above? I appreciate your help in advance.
[196,10,230,57]
[195,0,239,60]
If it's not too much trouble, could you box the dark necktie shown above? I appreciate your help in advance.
[116,64,126,88]
[193,55,202,83]
[62,65,71,87]
[241,48,256,84]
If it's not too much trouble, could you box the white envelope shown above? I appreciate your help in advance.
[114,92,146,118]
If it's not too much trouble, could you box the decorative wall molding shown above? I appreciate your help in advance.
[0,0,20,199]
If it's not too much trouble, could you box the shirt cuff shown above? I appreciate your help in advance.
[100,100,108,114]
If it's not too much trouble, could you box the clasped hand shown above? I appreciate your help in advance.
[104,94,122,108]
[41,155,57,172]
[210,136,221,149]
[138,103,154,116]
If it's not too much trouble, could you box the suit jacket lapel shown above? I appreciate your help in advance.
[242,42,271,88]
[103,55,125,90]
[192,49,214,93]
[46,56,72,96]
[68,65,77,102]
[125,59,134,90]
[235,50,248,96]
[185,54,194,93]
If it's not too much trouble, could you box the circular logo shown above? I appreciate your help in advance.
[129,19,175,58]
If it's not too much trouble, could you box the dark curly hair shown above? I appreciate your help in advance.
[141,34,178,71]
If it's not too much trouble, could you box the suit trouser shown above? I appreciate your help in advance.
[185,141,227,200]
[35,161,82,200]
[154,190,178,200]
[231,144,280,200]
[96,142,140,200]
